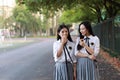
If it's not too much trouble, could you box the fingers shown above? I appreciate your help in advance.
[80,39,85,47]
[80,39,84,42]
[61,36,67,45]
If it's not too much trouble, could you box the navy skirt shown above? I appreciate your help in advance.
[77,58,100,80]
[54,62,74,80]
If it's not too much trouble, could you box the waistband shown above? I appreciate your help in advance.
[56,61,71,63]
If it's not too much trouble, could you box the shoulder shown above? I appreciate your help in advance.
[92,36,100,43]
[53,40,60,45]
[90,35,100,41]
[94,36,100,40]
[76,37,80,41]
[68,41,75,46]
[77,37,80,40]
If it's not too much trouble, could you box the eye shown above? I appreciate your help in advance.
[65,30,68,33]
[61,31,64,33]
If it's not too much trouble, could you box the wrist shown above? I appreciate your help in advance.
[84,44,87,48]
[60,43,64,47]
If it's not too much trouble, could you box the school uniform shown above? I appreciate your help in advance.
[53,40,76,80]
[75,35,100,80]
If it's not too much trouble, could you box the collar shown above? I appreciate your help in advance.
[84,35,93,40]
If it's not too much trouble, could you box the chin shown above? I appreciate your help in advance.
[82,34,85,36]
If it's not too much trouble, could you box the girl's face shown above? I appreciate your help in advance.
[80,24,89,36]
[59,28,68,38]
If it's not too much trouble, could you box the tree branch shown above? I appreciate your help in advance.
[106,0,120,8]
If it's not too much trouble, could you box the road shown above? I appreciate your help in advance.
[0,38,55,80]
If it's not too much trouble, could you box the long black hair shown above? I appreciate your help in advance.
[77,21,94,50]
[57,24,73,42]
[78,21,94,37]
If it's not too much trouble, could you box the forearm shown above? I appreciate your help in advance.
[76,52,89,58]
[84,45,94,55]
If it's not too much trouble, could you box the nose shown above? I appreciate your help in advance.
[65,32,67,34]
[63,32,67,36]
[63,31,67,34]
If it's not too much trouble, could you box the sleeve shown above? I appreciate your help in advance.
[72,44,77,63]
[53,41,61,61]
[53,42,58,59]
[74,37,80,56]
[93,36,100,56]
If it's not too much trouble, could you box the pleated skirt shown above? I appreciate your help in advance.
[54,62,73,80]
[77,58,100,80]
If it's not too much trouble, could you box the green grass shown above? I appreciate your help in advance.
[12,36,56,38]
[0,39,35,53]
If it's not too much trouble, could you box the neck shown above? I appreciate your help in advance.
[86,34,91,37]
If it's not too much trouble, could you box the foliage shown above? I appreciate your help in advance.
[0,16,4,28]
[12,5,42,37]
[59,5,97,24]
[16,0,120,23]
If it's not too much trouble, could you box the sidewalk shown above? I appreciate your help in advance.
[98,49,120,80]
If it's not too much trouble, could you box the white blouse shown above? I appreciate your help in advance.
[53,40,76,63]
[75,35,100,57]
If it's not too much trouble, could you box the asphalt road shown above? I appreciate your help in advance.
[0,38,55,80]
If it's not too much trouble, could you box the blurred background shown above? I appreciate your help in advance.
[0,0,120,57]
[0,0,120,80]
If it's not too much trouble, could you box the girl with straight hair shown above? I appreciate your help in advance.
[75,21,100,80]
[53,24,77,80]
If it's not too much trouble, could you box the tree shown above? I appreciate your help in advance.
[12,5,42,37]
[16,0,120,23]
[0,16,4,28]
[59,5,98,24]
[103,0,120,18]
